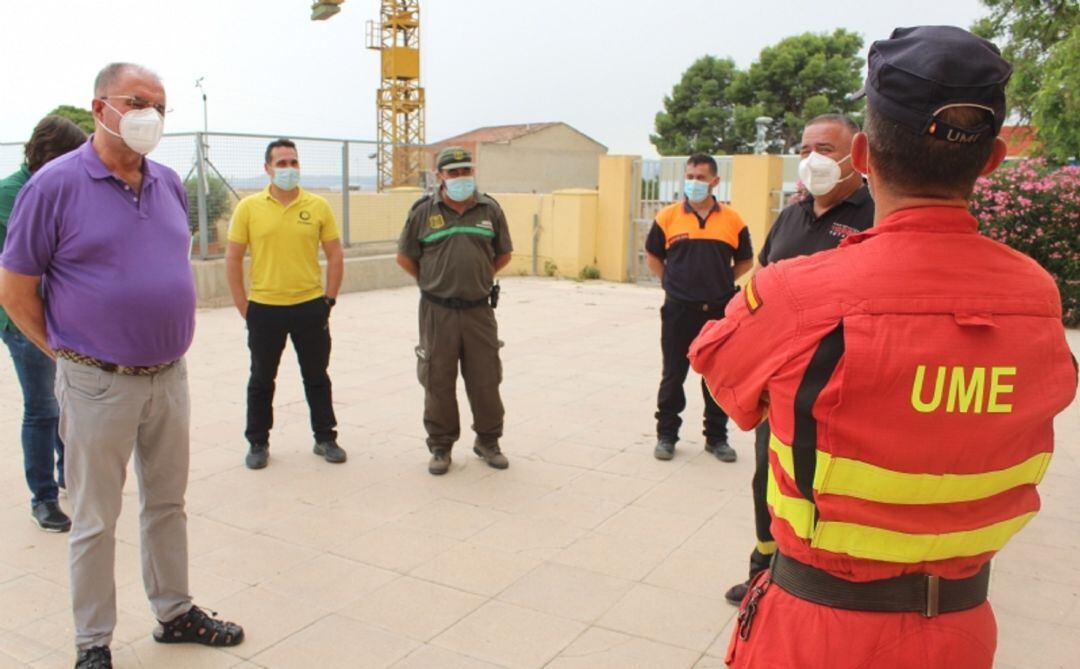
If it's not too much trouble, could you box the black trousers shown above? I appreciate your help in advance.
[655,299,729,442]
[747,420,776,577]
[245,297,337,445]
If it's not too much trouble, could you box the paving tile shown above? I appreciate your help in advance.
[409,542,540,597]
[595,505,706,552]
[433,600,586,669]
[597,583,733,652]
[546,627,700,669]
[260,553,397,613]
[390,644,503,668]
[469,515,587,555]
[340,575,486,641]
[329,525,460,574]
[0,576,68,632]
[497,562,633,623]
[191,534,320,587]
[397,498,507,540]
[551,532,669,582]
[252,613,418,668]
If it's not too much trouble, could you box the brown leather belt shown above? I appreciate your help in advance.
[770,552,990,617]
[56,348,178,376]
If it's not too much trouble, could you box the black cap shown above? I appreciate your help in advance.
[853,26,1012,144]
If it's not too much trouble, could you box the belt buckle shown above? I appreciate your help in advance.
[924,574,940,617]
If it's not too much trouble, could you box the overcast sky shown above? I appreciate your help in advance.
[0,0,989,157]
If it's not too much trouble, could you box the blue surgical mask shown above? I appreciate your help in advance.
[684,179,711,203]
[272,167,300,191]
[444,176,476,202]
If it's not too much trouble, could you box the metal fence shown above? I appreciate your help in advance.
[0,133,384,259]
[628,155,801,283]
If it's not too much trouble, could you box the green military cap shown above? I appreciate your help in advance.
[436,146,473,171]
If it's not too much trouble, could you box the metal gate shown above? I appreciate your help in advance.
[628,156,734,283]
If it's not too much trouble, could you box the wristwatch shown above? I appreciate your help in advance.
[324,295,336,308]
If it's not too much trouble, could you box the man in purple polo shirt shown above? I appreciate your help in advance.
[0,63,243,669]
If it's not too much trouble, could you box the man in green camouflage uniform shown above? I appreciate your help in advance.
[396,147,513,475]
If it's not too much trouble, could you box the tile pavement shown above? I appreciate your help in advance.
[0,277,1076,668]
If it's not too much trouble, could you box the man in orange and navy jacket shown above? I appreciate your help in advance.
[690,26,1077,668]
[645,154,752,463]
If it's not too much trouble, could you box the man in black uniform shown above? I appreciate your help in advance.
[724,114,875,605]
[646,154,753,462]
[397,147,513,475]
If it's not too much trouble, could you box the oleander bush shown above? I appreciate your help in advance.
[971,159,1080,326]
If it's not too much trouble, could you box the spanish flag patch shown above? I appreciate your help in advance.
[745,276,763,314]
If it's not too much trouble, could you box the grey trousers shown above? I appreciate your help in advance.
[416,300,504,452]
[56,358,193,650]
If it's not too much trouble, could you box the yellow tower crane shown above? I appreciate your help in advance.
[311,0,425,191]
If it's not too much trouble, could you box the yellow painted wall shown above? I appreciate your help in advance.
[596,155,637,281]
[730,155,783,282]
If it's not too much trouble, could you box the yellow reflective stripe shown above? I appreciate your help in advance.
[768,468,1036,563]
[766,467,816,539]
[813,513,1037,563]
[769,434,1050,505]
[821,451,1051,504]
[756,540,777,555]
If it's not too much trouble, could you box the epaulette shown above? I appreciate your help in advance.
[409,193,435,213]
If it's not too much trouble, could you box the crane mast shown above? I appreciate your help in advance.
[312,0,425,191]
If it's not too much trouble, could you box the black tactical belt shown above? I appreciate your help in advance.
[770,552,990,618]
[665,295,732,313]
[421,290,489,310]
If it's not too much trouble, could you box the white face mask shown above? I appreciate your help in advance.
[100,101,164,155]
[798,151,853,197]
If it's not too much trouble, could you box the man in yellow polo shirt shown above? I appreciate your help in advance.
[226,138,345,470]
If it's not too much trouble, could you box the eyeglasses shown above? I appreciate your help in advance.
[100,95,170,117]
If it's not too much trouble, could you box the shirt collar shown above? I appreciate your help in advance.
[841,205,978,247]
[262,185,307,204]
[79,136,157,184]
[682,196,720,215]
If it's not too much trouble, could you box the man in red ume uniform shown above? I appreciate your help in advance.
[690,25,1078,668]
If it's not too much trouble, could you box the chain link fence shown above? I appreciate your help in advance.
[0,133,384,259]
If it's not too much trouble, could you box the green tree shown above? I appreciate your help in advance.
[728,29,865,153]
[650,56,745,155]
[47,105,95,134]
[1031,30,1079,162]
[973,0,1080,161]
[183,174,232,241]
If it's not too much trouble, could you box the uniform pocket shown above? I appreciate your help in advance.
[415,345,430,387]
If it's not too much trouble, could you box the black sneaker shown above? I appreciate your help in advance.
[31,500,71,533]
[707,440,737,463]
[653,438,676,461]
[75,646,112,669]
[245,443,269,470]
[724,580,749,606]
[313,440,347,464]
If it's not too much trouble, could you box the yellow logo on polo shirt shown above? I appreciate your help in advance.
[429,214,445,229]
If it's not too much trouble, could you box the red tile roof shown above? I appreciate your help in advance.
[1000,125,1037,157]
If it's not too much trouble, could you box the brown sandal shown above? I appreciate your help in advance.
[153,604,244,647]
